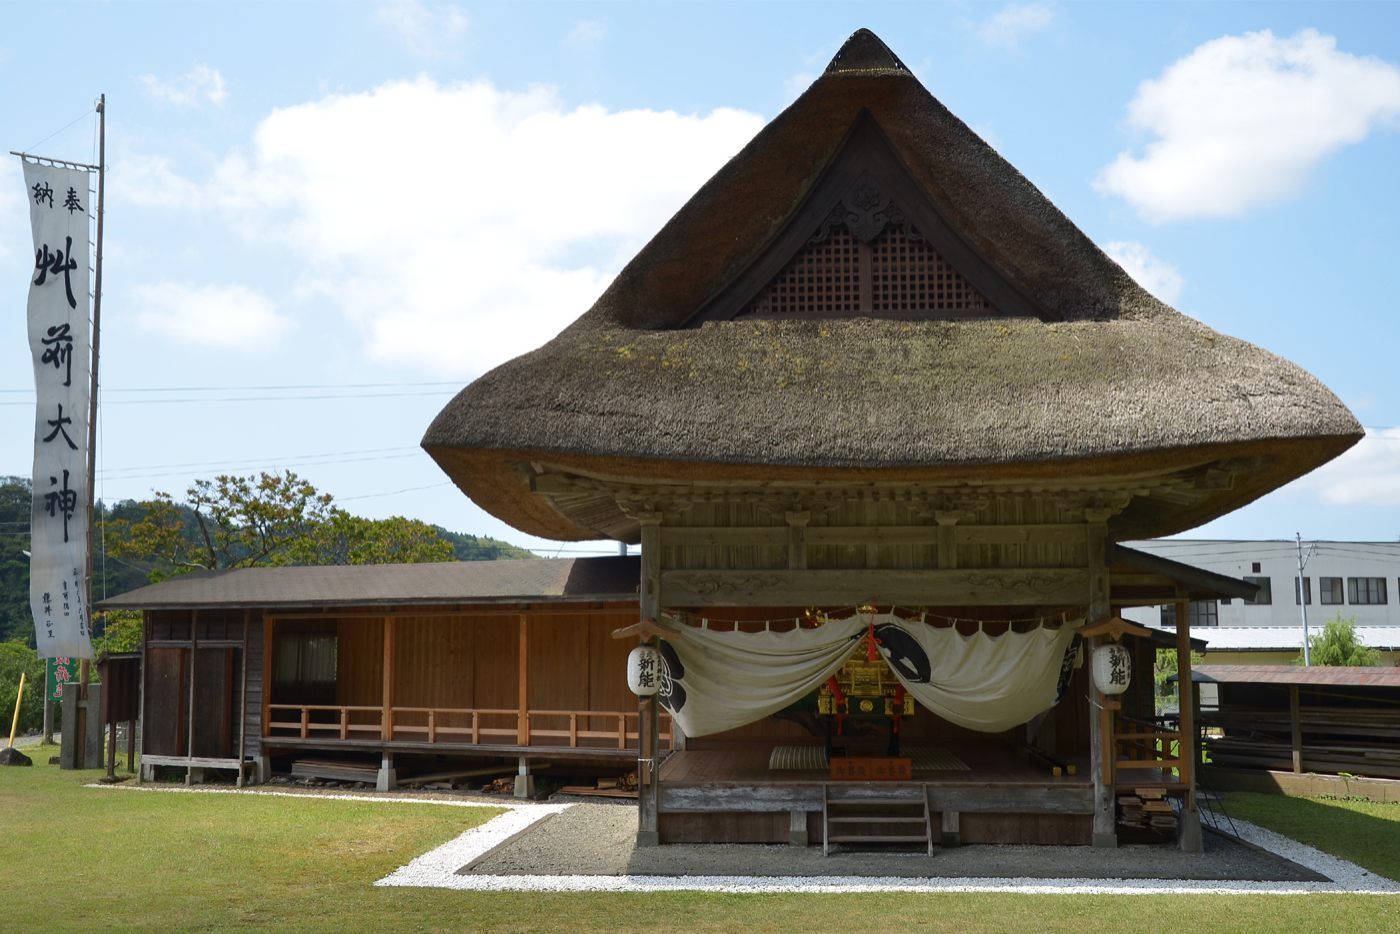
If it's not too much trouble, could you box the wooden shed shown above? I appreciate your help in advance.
[99,558,654,789]
[420,29,1361,851]
[1191,665,1400,787]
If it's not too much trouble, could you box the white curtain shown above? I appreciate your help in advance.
[656,613,1081,738]
[656,616,865,737]
[867,613,1082,733]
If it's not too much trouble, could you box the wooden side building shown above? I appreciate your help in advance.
[100,558,660,790]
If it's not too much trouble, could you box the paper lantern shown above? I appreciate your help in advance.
[627,645,662,696]
[1092,643,1132,695]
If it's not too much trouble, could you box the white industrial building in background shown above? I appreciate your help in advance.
[1121,540,1400,665]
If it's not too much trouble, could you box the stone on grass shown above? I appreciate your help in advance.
[0,746,33,766]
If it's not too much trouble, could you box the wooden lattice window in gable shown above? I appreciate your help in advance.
[740,176,995,319]
[686,110,1053,327]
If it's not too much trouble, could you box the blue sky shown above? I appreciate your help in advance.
[4,1,1400,554]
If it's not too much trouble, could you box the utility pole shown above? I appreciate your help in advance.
[1296,533,1314,666]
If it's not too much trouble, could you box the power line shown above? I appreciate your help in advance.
[0,389,456,406]
[94,445,420,476]
[339,481,452,502]
[0,380,464,394]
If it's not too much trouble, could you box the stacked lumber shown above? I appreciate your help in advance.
[289,758,378,783]
[559,771,640,799]
[1200,705,1400,740]
[1116,787,1177,833]
[1205,735,1400,779]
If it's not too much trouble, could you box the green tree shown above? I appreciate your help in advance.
[92,610,144,658]
[1154,647,1205,714]
[286,510,454,565]
[107,471,335,579]
[0,477,34,644]
[435,527,536,561]
[0,640,45,734]
[1300,616,1381,667]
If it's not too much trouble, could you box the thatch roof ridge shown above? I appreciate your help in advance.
[547,29,1171,339]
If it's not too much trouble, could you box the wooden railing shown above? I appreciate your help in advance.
[266,704,671,750]
[1114,715,1185,775]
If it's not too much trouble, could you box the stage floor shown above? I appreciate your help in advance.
[659,743,1091,788]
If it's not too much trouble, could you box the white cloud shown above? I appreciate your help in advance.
[138,64,228,107]
[1097,29,1400,223]
[976,3,1054,50]
[198,78,763,376]
[1101,240,1184,305]
[378,0,467,58]
[565,20,606,48]
[1300,428,1400,507]
[132,282,292,350]
[114,155,204,208]
[0,159,22,263]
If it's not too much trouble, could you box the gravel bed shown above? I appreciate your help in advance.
[467,802,1323,882]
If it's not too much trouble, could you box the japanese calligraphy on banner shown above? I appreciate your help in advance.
[48,656,76,701]
[23,160,93,659]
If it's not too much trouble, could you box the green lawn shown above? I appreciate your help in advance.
[1224,792,1400,882]
[3,749,1398,933]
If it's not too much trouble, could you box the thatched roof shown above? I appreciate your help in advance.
[424,29,1361,541]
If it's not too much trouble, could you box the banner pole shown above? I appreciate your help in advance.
[81,94,105,694]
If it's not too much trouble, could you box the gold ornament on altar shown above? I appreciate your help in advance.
[817,634,916,717]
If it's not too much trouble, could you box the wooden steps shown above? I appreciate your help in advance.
[822,785,933,856]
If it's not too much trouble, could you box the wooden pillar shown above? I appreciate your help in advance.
[637,513,662,847]
[1085,521,1116,848]
[1176,591,1202,852]
[517,614,530,746]
[186,610,199,785]
[136,611,148,783]
[381,616,396,741]
[1290,685,1303,774]
[377,616,398,792]
[237,611,250,787]
[262,614,274,740]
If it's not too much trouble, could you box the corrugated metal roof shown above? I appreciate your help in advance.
[1194,626,1400,652]
[96,557,640,610]
[1190,664,1400,687]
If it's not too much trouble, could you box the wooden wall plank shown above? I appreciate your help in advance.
[471,617,519,710]
[336,618,384,707]
[529,616,591,711]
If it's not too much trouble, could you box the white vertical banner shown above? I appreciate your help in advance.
[24,160,93,659]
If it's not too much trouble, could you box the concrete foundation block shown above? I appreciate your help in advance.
[788,810,809,847]
[1179,808,1204,853]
